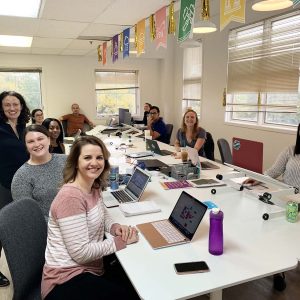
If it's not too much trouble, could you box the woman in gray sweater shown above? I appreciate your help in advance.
[12,125,67,219]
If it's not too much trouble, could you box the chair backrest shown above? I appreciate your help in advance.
[0,199,47,300]
[217,138,233,164]
[204,132,215,161]
[61,119,68,137]
[165,124,173,145]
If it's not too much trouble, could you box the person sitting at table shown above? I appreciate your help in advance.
[147,105,168,144]
[11,125,67,220]
[174,109,206,157]
[244,123,300,190]
[42,118,65,154]
[41,135,139,300]
[31,108,44,125]
[142,102,152,125]
[60,103,94,136]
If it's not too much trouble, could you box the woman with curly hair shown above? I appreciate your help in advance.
[0,90,31,287]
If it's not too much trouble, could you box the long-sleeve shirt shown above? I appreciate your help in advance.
[41,184,126,299]
[265,145,300,189]
[0,122,28,189]
[61,113,91,136]
[11,154,67,219]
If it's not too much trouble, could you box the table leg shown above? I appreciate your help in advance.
[210,289,222,300]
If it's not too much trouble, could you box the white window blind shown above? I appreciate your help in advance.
[227,10,300,93]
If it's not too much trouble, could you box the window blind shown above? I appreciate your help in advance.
[227,10,300,93]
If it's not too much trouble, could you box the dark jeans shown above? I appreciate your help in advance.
[45,255,140,300]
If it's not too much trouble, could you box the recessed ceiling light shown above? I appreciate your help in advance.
[0,35,33,47]
[0,0,41,18]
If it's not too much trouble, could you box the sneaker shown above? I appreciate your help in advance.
[273,272,286,291]
[0,272,10,287]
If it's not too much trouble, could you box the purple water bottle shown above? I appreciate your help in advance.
[209,208,224,255]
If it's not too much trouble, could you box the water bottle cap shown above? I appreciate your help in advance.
[212,207,220,214]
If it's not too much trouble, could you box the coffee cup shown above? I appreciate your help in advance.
[181,148,188,162]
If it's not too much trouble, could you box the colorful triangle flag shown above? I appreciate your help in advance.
[155,6,167,49]
[220,0,246,31]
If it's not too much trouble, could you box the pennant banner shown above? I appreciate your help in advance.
[178,0,195,42]
[155,6,167,49]
[97,45,102,62]
[112,35,118,63]
[293,0,300,6]
[123,28,130,59]
[103,42,107,65]
[137,19,145,56]
[220,0,246,31]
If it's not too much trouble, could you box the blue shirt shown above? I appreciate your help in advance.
[176,127,206,157]
[152,117,168,144]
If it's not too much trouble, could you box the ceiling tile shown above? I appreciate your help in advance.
[31,47,62,55]
[40,0,113,22]
[79,23,127,39]
[32,37,72,48]
[0,46,31,54]
[0,16,39,36]
[37,19,88,38]
[67,39,98,50]
[60,49,91,55]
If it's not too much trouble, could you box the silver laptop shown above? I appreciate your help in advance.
[103,167,151,208]
[146,139,173,156]
[137,191,207,249]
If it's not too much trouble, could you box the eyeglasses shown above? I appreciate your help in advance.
[149,112,158,115]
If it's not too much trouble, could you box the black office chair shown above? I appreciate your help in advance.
[204,132,215,161]
[0,199,47,300]
[217,138,232,164]
[165,124,173,145]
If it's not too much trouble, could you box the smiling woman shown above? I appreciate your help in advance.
[11,124,67,219]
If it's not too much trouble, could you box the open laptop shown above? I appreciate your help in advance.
[103,167,151,208]
[137,159,169,171]
[146,139,173,156]
[137,191,207,249]
[126,151,154,159]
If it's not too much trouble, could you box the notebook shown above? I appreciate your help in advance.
[188,178,225,188]
[103,167,151,208]
[137,191,207,249]
[137,159,169,170]
[146,139,173,156]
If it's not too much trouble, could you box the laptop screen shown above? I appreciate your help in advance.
[169,191,207,240]
[125,168,150,199]
[146,139,160,154]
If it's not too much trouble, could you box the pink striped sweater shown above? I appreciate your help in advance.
[41,184,126,299]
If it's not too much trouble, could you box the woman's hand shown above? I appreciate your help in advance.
[243,178,260,186]
[115,225,139,243]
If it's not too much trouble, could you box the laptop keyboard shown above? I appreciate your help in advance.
[152,220,185,244]
[111,190,133,203]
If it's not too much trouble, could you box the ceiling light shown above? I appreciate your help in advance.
[193,0,217,34]
[0,0,41,18]
[252,0,293,11]
[0,35,33,47]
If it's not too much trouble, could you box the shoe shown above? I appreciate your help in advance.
[0,271,10,287]
[273,273,286,291]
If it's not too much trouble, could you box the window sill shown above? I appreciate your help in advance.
[224,121,297,135]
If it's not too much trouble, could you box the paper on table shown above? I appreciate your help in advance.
[119,201,161,217]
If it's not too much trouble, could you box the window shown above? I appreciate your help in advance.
[95,70,139,117]
[0,69,42,110]
[183,46,202,115]
[226,11,300,128]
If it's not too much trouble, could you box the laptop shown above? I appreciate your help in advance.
[137,191,207,249]
[186,146,219,170]
[146,139,173,156]
[137,159,170,170]
[232,137,263,174]
[126,151,154,159]
[103,167,151,208]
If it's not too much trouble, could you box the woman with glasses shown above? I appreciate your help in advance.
[31,108,44,125]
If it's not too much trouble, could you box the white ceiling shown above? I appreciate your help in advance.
[0,0,173,56]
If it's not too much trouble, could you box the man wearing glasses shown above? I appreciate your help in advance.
[147,106,168,144]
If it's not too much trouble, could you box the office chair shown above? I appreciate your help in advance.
[204,132,215,161]
[165,124,173,145]
[0,199,47,300]
[217,138,233,164]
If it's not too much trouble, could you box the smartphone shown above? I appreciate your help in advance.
[174,261,209,274]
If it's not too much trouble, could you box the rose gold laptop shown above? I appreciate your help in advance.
[137,191,207,249]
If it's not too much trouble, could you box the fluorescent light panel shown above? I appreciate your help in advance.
[0,35,33,47]
[0,0,41,18]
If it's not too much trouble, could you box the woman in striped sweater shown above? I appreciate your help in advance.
[42,136,139,300]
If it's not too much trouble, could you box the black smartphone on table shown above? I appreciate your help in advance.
[174,261,210,274]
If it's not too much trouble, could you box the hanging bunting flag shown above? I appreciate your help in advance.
[137,19,145,56]
[103,42,107,65]
[220,0,245,31]
[112,35,118,63]
[134,24,138,49]
[150,14,156,41]
[123,28,130,59]
[97,45,102,62]
[293,0,300,6]
[168,1,176,35]
[178,0,196,42]
[119,32,123,52]
[155,6,167,49]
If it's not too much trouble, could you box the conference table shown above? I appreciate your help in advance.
[84,126,300,300]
